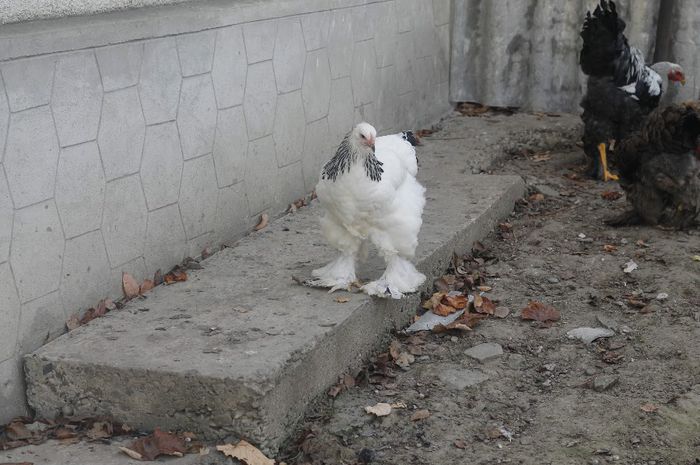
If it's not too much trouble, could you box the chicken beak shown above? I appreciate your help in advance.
[369,137,376,151]
[681,78,686,86]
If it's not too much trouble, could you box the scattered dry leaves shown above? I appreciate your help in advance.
[65,314,81,331]
[454,439,467,449]
[602,351,624,364]
[477,296,496,315]
[410,409,431,421]
[388,340,402,360]
[528,193,545,202]
[442,294,467,309]
[494,306,510,319]
[254,213,269,231]
[334,296,351,303]
[456,102,491,116]
[140,279,154,295]
[603,244,617,253]
[216,440,274,465]
[164,269,188,284]
[394,352,415,369]
[601,191,623,201]
[328,373,356,398]
[422,292,447,310]
[433,312,486,333]
[432,302,458,317]
[1,417,132,452]
[122,272,140,300]
[365,403,392,417]
[118,447,143,460]
[414,129,434,138]
[640,403,659,413]
[520,301,561,323]
[127,428,186,461]
[531,151,551,162]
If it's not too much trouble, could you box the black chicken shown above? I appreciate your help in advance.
[579,0,686,181]
[608,101,700,229]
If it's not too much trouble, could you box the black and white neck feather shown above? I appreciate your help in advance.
[322,122,383,182]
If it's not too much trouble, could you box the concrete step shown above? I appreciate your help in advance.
[24,136,526,453]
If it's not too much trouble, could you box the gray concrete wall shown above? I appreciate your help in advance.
[450,0,699,112]
[0,0,452,422]
[0,0,192,24]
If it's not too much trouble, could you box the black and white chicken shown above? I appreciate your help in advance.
[579,0,686,181]
[608,101,700,228]
[308,122,426,299]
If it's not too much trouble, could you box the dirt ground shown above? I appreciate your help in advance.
[280,114,700,465]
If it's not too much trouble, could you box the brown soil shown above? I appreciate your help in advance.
[281,122,700,465]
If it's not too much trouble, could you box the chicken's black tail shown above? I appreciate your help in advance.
[402,131,420,147]
[580,0,628,77]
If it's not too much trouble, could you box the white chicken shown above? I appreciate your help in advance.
[308,122,426,299]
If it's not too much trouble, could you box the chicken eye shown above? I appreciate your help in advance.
[361,134,366,139]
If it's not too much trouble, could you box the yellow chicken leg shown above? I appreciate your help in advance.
[598,143,619,181]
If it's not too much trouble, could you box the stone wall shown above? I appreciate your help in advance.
[0,0,452,422]
[450,0,699,113]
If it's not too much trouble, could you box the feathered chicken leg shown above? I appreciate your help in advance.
[598,143,619,181]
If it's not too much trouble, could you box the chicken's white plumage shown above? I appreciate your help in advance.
[310,122,426,299]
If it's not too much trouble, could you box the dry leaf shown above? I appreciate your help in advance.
[122,272,140,300]
[395,352,415,369]
[164,269,188,284]
[478,296,496,315]
[442,294,467,309]
[520,301,561,322]
[389,341,402,360]
[433,312,486,333]
[254,213,269,231]
[365,403,392,417]
[636,240,650,248]
[5,422,32,441]
[692,255,700,262]
[640,403,658,413]
[454,439,467,449]
[473,293,483,308]
[531,151,551,162]
[86,421,113,440]
[140,279,155,294]
[390,401,407,409]
[334,296,350,303]
[432,302,457,317]
[410,409,431,421]
[129,428,187,461]
[494,306,510,318]
[328,384,342,398]
[422,292,446,310]
[477,285,492,292]
[216,440,274,465]
[528,193,545,202]
[603,244,617,253]
[601,191,623,201]
[119,446,143,460]
[66,314,81,331]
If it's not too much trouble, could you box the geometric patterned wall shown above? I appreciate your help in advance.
[0,0,452,421]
